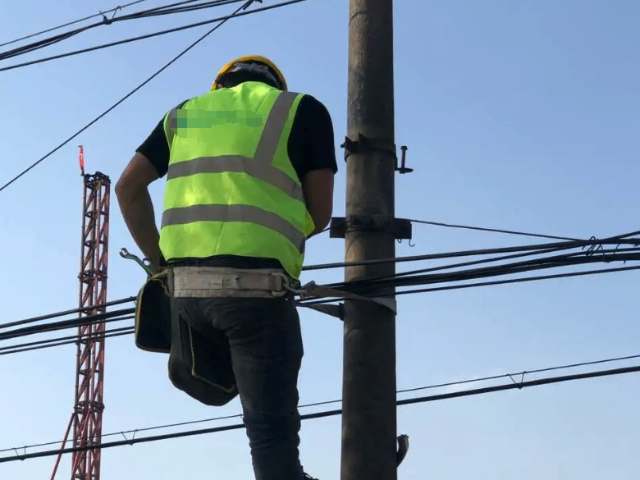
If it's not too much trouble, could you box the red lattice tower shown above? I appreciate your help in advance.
[51,147,110,480]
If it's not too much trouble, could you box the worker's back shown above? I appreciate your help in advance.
[159,80,314,279]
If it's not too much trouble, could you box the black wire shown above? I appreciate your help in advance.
[5,255,634,345]
[2,239,638,341]
[342,243,583,287]
[4,257,635,344]
[330,217,580,243]
[0,0,264,195]
[2,231,638,341]
[0,310,135,342]
[3,352,636,454]
[0,28,91,62]
[126,0,242,17]
[0,326,134,356]
[328,248,640,295]
[0,296,136,330]
[393,264,640,297]
[0,0,150,48]
[410,218,579,242]
[0,1,241,62]
[2,363,639,464]
[303,231,640,273]
[298,264,640,308]
[0,0,308,73]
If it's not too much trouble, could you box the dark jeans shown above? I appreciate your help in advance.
[173,294,306,480]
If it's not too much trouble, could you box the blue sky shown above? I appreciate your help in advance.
[1,0,639,479]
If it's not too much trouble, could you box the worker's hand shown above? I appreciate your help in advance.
[147,255,167,277]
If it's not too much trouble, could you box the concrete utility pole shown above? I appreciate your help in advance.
[340,0,399,479]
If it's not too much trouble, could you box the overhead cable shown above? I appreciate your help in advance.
[0,0,309,72]
[0,239,593,331]
[126,0,244,17]
[0,1,243,61]
[324,247,640,295]
[5,259,633,344]
[301,230,640,272]
[2,234,640,341]
[394,264,640,297]
[0,296,136,330]
[0,0,264,195]
[0,0,150,48]
[0,309,135,341]
[5,260,637,346]
[410,218,579,242]
[297,263,640,308]
[0,326,134,356]
[2,362,639,464]
[3,351,636,455]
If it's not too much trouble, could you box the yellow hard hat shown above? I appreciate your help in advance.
[211,55,287,91]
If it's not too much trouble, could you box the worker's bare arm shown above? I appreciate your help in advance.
[115,152,162,267]
[302,168,334,237]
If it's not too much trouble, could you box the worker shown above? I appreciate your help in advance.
[115,55,337,480]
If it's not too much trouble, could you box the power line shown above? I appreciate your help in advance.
[0,1,242,61]
[4,260,636,348]
[2,362,639,464]
[410,218,579,242]
[393,264,640,297]
[0,241,575,331]
[4,260,638,351]
[303,230,640,272]
[298,263,640,308]
[0,0,262,195]
[0,326,134,356]
[0,0,308,72]
[0,296,136,330]
[127,0,244,17]
[3,351,635,455]
[325,247,640,295]
[2,234,639,342]
[0,0,150,48]
[0,310,135,342]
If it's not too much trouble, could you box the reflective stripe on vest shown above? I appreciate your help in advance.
[160,91,305,252]
[161,204,305,253]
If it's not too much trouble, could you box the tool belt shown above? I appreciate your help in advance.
[134,265,292,406]
[171,266,291,298]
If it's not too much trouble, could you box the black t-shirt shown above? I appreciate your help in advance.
[136,88,338,270]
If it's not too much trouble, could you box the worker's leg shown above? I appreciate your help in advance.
[205,295,305,480]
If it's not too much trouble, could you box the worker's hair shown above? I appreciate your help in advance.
[216,67,281,90]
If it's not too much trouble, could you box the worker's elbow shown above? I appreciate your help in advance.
[301,168,335,234]
[311,207,332,233]
[115,176,141,206]
[116,152,158,204]
[114,177,129,203]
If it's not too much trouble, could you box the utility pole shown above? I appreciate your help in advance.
[339,0,400,479]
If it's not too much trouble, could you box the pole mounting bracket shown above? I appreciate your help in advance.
[329,215,413,240]
[341,134,413,174]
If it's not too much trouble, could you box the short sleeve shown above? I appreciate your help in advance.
[136,118,170,178]
[287,95,338,181]
[137,100,188,178]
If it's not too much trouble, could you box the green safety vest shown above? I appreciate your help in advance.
[159,81,315,279]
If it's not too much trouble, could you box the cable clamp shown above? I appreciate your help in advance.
[341,133,395,160]
[243,0,263,10]
[293,281,397,314]
[341,134,413,174]
[328,215,413,240]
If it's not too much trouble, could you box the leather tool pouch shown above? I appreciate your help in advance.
[134,269,239,406]
[134,271,171,353]
[166,268,239,407]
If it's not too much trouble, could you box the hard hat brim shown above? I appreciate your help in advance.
[211,55,287,91]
